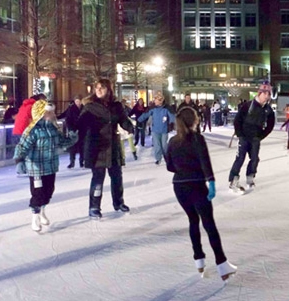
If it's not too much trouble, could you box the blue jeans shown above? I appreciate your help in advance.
[152,132,168,162]
[89,165,124,210]
[229,137,260,182]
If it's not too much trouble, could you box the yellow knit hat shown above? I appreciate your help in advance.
[25,100,56,136]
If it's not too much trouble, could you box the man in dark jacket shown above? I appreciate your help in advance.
[78,79,134,219]
[66,95,84,168]
[228,81,275,192]
[178,93,201,133]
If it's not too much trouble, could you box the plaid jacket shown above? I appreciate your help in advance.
[14,119,77,177]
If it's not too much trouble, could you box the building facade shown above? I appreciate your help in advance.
[117,0,289,112]
[0,0,115,114]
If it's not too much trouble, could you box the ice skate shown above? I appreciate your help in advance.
[114,204,130,213]
[31,214,42,232]
[40,206,50,225]
[195,258,205,277]
[229,176,245,194]
[217,260,237,281]
[246,174,255,189]
[89,208,102,219]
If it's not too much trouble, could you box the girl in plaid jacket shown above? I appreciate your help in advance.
[14,100,77,232]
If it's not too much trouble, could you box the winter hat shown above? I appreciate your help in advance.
[25,100,56,136]
[258,81,272,94]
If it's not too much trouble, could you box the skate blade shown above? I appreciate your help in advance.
[89,216,102,221]
[221,271,237,282]
[229,188,246,195]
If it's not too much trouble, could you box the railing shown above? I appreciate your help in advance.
[0,17,21,32]
[0,124,18,165]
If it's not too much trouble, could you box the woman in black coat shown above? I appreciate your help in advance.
[78,79,134,219]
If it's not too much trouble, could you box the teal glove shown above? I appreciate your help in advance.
[207,181,216,201]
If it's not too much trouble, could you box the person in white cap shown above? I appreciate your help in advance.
[228,81,275,192]
[13,100,78,232]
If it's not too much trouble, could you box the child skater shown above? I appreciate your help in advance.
[165,106,237,281]
[13,100,78,232]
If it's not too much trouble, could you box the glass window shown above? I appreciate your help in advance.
[215,0,226,3]
[184,35,196,49]
[200,36,211,49]
[144,11,157,26]
[145,34,157,47]
[200,0,211,3]
[215,36,226,48]
[245,13,256,27]
[200,13,211,27]
[230,13,241,27]
[230,36,241,49]
[281,33,289,48]
[245,35,257,50]
[281,57,289,73]
[215,13,226,27]
[245,0,256,3]
[184,13,195,27]
[123,10,135,25]
[281,10,289,25]
[184,0,196,3]
[230,0,241,3]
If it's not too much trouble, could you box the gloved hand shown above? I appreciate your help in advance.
[68,130,78,139]
[207,181,216,201]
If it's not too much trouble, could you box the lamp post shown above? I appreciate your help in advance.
[116,63,123,101]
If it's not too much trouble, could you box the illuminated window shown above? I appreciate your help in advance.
[215,36,226,48]
[230,36,241,49]
[281,57,289,73]
[200,36,211,49]
[281,33,289,48]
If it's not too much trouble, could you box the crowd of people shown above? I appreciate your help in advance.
[7,79,282,282]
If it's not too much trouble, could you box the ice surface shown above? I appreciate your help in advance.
[1,125,289,301]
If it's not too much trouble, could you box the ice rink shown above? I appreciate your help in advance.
[1,125,289,301]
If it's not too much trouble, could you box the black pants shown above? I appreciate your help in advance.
[29,174,56,212]
[203,117,211,132]
[69,140,84,165]
[134,121,146,146]
[229,137,260,182]
[173,182,226,265]
[89,165,124,210]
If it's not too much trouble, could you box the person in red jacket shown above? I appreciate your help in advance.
[13,94,47,135]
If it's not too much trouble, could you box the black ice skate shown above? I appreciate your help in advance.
[89,208,102,219]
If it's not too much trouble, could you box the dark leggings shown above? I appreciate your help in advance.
[173,182,226,265]
[29,174,56,211]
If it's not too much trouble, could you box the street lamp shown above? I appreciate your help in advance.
[2,84,7,100]
[144,56,165,106]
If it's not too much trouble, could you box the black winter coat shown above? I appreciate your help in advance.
[234,98,275,140]
[166,133,215,183]
[78,98,134,169]
[66,103,83,131]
